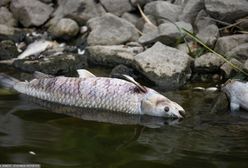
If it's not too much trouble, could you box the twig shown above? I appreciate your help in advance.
[137,4,157,29]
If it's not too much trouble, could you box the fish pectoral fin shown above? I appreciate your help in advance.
[77,69,96,78]
[122,75,147,93]
[33,71,53,79]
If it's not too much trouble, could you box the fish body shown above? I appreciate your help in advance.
[222,80,248,112]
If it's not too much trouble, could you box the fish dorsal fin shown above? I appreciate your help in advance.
[33,71,53,78]
[122,75,147,93]
[77,69,96,78]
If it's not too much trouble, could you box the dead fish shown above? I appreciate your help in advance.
[0,70,185,118]
[17,40,58,59]
[222,80,248,112]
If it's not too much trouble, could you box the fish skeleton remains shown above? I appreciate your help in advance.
[0,70,185,118]
[222,80,248,112]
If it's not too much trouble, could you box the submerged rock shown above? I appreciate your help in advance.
[100,0,133,16]
[134,42,192,89]
[87,13,139,45]
[48,18,79,40]
[0,7,17,27]
[205,0,248,22]
[13,53,87,75]
[86,44,143,66]
[0,40,19,60]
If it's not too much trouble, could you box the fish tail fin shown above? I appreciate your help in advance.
[0,73,20,89]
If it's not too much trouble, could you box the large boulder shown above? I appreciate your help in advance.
[144,1,181,23]
[178,0,204,24]
[48,18,79,40]
[0,7,17,27]
[100,0,134,16]
[87,13,139,45]
[214,34,248,55]
[86,44,143,66]
[205,0,248,23]
[10,0,53,27]
[134,42,192,89]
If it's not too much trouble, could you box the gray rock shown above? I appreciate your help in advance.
[226,43,248,61]
[214,34,248,55]
[130,0,154,7]
[194,52,224,72]
[144,1,181,24]
[196,24,219,47]
[87,13,139,45]
[39,0,53,3]
[194,9,216,32]
[0,0,10,6]
[205,0,248,23]
[237,18,248,31]
[121,12,140,26]
[51,0,105,26]
[176,41,198,54]
[134,42,192,89]
[139,21,192,46]
[13,53,87,75]
[220,58,243,78]
[100,0,133,16]
[0,7,17,27]
[86,44,143,66]
[110,64,135,78]
[0,40,19,60]
[48,18,79,40]
[243,59,248,72]
[178,0,204,24]
[0,24,25,42]
[10,0,53,27]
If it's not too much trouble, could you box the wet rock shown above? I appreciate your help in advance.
[100,0,133,16]
[51,0,105,26]
[178,0,204,24]
[87,13,139,45]
[13,53,87,75]
[0,7,17,27]
[220,58,243,78]
[196,24,219,47]
[10,0,53,27]
[194,10,216,32]
[139,21,192,46]
[48,18,79,40]
[86,44,143,66]
[0,0,10,6]
[194,53,225,72]
[226,43,248,61]
[110,64,135,78]
[0,40,19,60]
[205,0,248,23]
[121,12,140,26]
[144,1,181,24]
[214,34,248,55]
[134,42,192,89]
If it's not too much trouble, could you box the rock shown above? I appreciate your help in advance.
[86,44,143,66]
[196,24,219,47]
[39,0,53,3]
[134,42,192,89]
[100,0,133,16]
[139,21,193,46]
[194,52,225,72]
[110,64,135,78]
[0,7,17,27]
[237,18,248,31]
[51,0,105,26]
[144,1,181,24]
[0,0,10,6]
[0,24,25,42]
[194,10,216,32]
[176,41,198,55]
[13,53,87,75]
[226,43,248,61]
[214,34,248,55]
[0,40,19,60]
[130,0,154,7]
[87,13,139,45]
[10,0,53,27]
[205,0,248,23]
[178,0,204,24]
[243,60,248,72]
[121,12,140,26]
[220,58,243,78]
[48,18,79,40]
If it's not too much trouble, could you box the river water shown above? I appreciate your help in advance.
[0,69,248,168]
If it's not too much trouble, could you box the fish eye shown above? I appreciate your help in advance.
[164,106,170,112]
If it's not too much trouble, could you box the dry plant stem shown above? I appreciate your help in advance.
[137,4,157,29]
[219,16,248,30]
[183,28,248,77]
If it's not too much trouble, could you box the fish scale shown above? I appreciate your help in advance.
[14,76,144,114]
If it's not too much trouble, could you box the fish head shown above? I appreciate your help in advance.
[141,89,185,118]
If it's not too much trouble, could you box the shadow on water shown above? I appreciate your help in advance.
[1,78,248,167]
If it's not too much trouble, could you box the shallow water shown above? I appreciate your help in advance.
[0,73,248,168]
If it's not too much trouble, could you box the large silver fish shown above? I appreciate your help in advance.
[0,70,185,118]
[222,80,248,112]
